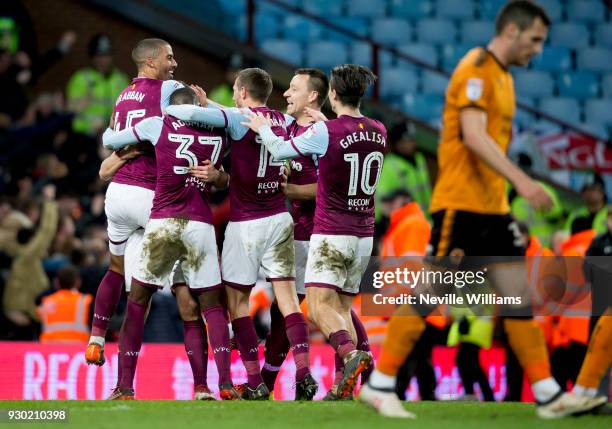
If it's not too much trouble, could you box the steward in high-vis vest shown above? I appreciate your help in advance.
[38,265,93,343]
[66,34,129,136]
[376,122,431,221]
[565,181,608,236]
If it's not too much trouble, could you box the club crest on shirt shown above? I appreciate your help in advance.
[466,78,484,101]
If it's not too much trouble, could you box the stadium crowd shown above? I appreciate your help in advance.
[0,0,610,416]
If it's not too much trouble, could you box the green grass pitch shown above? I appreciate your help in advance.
[0,400,609,429]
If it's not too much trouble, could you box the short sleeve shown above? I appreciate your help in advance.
[453,67,491,112]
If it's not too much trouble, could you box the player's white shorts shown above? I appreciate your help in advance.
[132,218,222,291]
[295,240,310,296]
[304,234,373,296]
[123,228,144,292]
[104,182,154,255]
[222,212,295,288]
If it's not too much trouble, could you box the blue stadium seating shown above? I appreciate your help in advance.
[441,44,473,71]
[349,42,393,69]
[421,70,449,95]
[549,23,590,49]
[602,74,612,98]
[380,68,418,100]
[539,97,582,126]
[397,43,439,69]
[260,39,303,64]
[577,48,612,73]
[282,15,324,42]
[389,0,433,19]
[401,93,445,123]
[594,23,612,48]
[461,20,495,46]
[218,0,247,15]
[253,14,282,43]
[531,120,562,134]
[584,99,612,127]
[371,18,412,45]
[567,0,606,23]
[416,19,457,44]
[514,97,537,129]
[537,0,564,22]
[306,41,348,69]
[257,0,302,15]
[435,0,475,19]
[578,122,609,140]
[302,0,343,16]
[347,0,386,18]
[479,0,507,19]
[324,16,369,42]
[557,71,599,99]
[530,46,572,72]
[514,70,555,98]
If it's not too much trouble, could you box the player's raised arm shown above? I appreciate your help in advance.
[242,112,329,160]
[102,116,163,151]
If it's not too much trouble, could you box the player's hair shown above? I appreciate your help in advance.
[495,0,550,34]
[329,64,377,108]
[170,86,197,105]
[57,265,80,290]
[236,68,273,103]
[131,38,169,67]
[295,68,329,107]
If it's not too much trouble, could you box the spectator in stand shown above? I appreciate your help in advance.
[37,265,93,343]
[66,34,128,137]
[3,184,58,340]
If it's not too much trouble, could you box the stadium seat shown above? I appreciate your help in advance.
[514,97,537,129]
[421,70,449,95]
[530,46,572,72]
[324,17,369,42]
[257,0,302,15]
[460,20,495,46]
[531,120,563,134]
[379,68,418,100]
[397,43,439,69]
[282,15,324,42]
[577,48,612,73]
[371,19,412,45]
[416,19,457,44]
[537,0,563,21]
[217,0,247,15]
[302,0,343,16]
[567,0,606,23]
[539,97,581,126]
[401,93,445,122]
[514,70,554,98]
[584,99,612,127]
[577,122,609,141]
[260,40,303,65]
[389,0,433,19]
[479,0,507,19]
[557,71,599,100]
[306,41,348,70]
[441,44,473,71]
[549,23,590,49]
[602,74,612,98]
[349,42,393,69]
[594,23,612,48]
[347,0,386,18]
[435,0,475,19]
[252,14,282,44]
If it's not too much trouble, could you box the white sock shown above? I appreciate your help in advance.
[89,335,105,346]
[573,384,597,398]
[532,377,561,403]
[368,369,396,390]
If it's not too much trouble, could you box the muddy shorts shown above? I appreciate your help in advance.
[222,212,295,289]
[132,218,222,291]
[304,234,373,296]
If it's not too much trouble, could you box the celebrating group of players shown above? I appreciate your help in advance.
[81,0,611,419]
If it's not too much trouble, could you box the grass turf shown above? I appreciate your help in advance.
[0,400,609,429]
